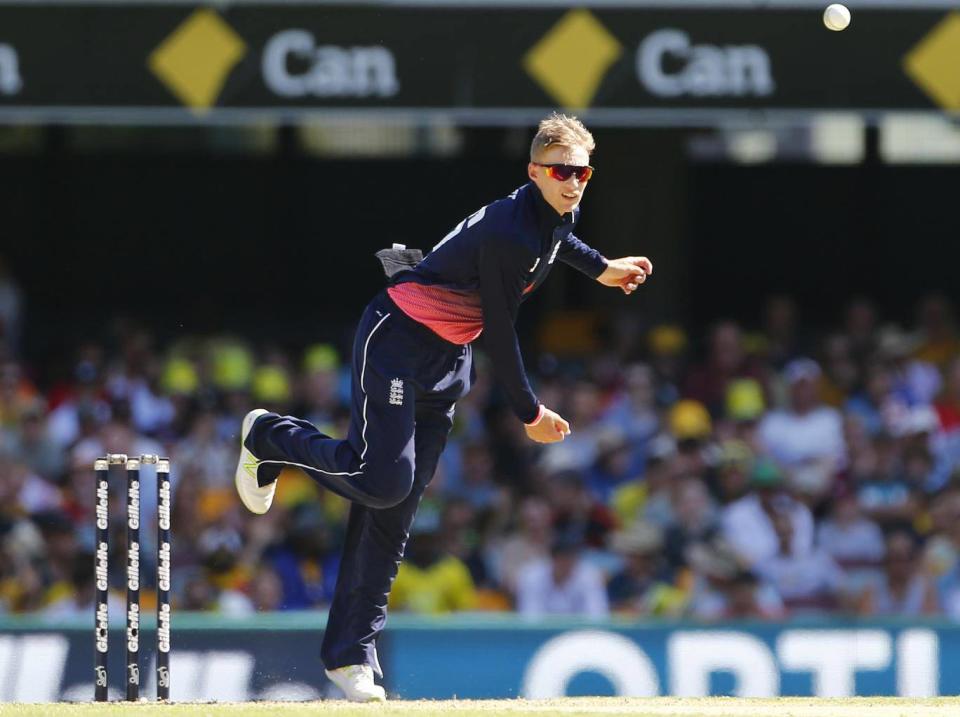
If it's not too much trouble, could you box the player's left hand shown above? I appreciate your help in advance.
[597,256,653,294]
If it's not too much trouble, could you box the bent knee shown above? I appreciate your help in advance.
[367,493,405,510]
[364,465,414,509]
[367,485,412,510]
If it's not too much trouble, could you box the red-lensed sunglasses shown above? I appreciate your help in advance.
[534,163,595,183]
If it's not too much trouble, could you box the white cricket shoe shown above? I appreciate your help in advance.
[325,664,387,702]
[234,408,275,515]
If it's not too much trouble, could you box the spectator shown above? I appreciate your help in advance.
[440,498,493,594]
[817,487,885,586]
[761,295,801,370]
[584,427,643,504]
[721,458,814,568]
[923,491,960,579]
[684,321,767,417]
[854,433,919,529]
[0,517,46,613]
[547,471,616,552]
[295,344,342,432]
[879,325,941,408]
[723,378,766,450]
[33,511,79,607]
[0,456,60,515]
[107,329,175,436]
[42,552,123,618]
[931,358,960,488]
[248,565,285,612]
[175,410,236,488]
[862,529,936,617]
[0,360,38,428]
[846,362,896,438]
[389,521,476,614]
[46,358,110,448]
[714,440,754,506]
[2,400,64,482]
[754,510,847,614]
[180,570,219,611]
[934,357,960,433]
[607,522,684,616]
[267,504,338,609]
[725,571,784,620]
[914,294,960,369]
[646,324,686,408]
[610,434,677,528]
[902,442,937,496]
[489,497,553,596]
[601,362,659,446]
[663,477,719,573]
[686,539,784,620]
[759,358,845,500]
[668,400,714,483]
[195,524,255,615]
[539,381,605,472]
[250,350,294,416]
[447,441,500,510]
[820,334,859,408]
[516,532,608,618]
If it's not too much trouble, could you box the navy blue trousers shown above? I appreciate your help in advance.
[249,291,473,674]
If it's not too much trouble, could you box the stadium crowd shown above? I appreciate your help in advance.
[4,267,960,622]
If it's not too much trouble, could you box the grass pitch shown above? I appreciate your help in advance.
[1,698,959,717]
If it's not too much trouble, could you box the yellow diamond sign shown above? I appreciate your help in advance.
[904,12,960,111]
[524,9,622,110]
[149,9,247,112]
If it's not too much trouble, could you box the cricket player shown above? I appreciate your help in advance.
[234,113,652,701]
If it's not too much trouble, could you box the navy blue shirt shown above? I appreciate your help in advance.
[394,182,607,423]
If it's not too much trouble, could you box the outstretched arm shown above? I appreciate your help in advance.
[597,256,653,295]
[557,233,608,279]
[558,234,654,294]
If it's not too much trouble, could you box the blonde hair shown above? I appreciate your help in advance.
[530,112,595,161]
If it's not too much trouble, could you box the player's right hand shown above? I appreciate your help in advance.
[524,406,571,444]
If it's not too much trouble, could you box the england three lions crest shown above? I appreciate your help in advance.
[389,379,404,406]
